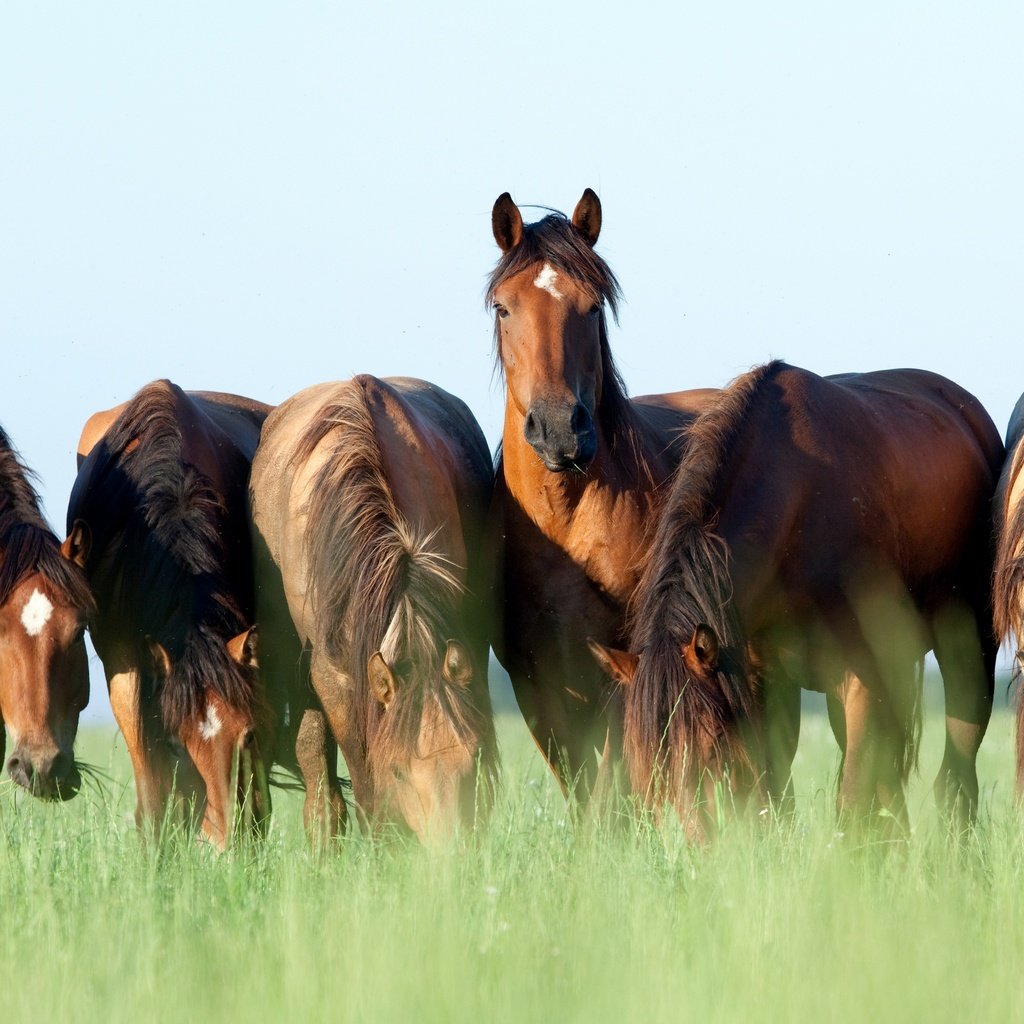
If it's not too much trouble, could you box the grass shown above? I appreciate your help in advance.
[0,691,1021,1023]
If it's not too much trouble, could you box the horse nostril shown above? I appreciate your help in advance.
[6,755,31,788]
[523,409,543,446]
[50,751,72,780]
[570,402,592,435]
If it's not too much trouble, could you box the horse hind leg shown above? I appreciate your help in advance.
[930,601,994,832]
[833,669,912,839]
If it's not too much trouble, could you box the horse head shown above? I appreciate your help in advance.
[0,564,89,800]
[365,637,494,845]
[489,189,619,473]
[590,625,759,841]
[147,625,266,850]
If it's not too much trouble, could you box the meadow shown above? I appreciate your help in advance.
[1,673,1022,1024]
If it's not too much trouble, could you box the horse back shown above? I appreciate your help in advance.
[728,366,1002,610]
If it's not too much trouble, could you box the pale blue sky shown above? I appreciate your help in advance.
[3,4,1022,720]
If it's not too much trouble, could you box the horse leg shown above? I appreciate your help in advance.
[510,666,596,800]
[833,670,910,837]
[763,678,801,814]
[931,601,994,830]
[296,706,347,848]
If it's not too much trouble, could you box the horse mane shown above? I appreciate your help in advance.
[623,361,789,800]
[994,442,1024,651]
[293,377,497,781]
[73,380,258,731]
[485,211,645,462]
[0,427,93,613]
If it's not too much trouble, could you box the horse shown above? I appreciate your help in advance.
[993,391,1024,790]
[0,426,93,799]
[66,380,271,848]
[590,361,1003,839]
[487,189,717,798]
[249,375,497,845]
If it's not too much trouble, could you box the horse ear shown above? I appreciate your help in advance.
[61,519,91,568]
[492,192,523,252]
[147,638,173,680]
[368,651,397,708]
[227,626,259,670]
[587,638,638,687]
[571,188,602,246]
[690,624,719,672]
[442,639,473,687]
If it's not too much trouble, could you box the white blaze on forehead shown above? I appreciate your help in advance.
[533,263,563,300]
[21,589,54,637]
[199,702,223,741]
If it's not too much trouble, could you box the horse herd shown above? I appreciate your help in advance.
[2,189,1024,847]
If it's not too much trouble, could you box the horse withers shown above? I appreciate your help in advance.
[67,381,271,848]
[592,362,1002,840]
[487,189,718,801]
[250,376,497,846]
[0,426,92,799]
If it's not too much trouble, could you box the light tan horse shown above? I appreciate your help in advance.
[68,381,271,849]
[488,189,716,799]
[250,376,497,844]
[993,392,1024,790]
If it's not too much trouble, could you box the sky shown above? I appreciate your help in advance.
[2,3,1023,721]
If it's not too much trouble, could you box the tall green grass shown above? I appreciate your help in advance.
[0,700,1020,1023]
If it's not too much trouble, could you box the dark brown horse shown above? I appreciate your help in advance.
[0,426,92,799]
[591,361,1002,839]
[250,376,497,845]
[993,391,1024,790]
[488,189,716,796]
[66,381,271,848]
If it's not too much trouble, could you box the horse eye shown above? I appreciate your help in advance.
[494,304,510,320]
[587,304,601,318]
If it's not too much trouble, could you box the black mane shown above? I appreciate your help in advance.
[68,381,257,731]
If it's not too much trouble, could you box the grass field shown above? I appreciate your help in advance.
[2,681,1022,1023]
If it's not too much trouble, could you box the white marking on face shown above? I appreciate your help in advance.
[199,702,222,741]
[21,589,54,637]
[533,263,563,300]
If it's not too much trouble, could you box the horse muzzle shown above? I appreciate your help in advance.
[523,400,597,472]
[6,746,81,801]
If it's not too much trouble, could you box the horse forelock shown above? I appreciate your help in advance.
[295,383,497,779]
[0,428,93,612]
[156,620,265,735]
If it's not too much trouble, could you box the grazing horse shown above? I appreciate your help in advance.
[487,189,716,796]
[249,376,497,844]
[591,361,1002,839]
[66,380,271,848]
[993,391,1024,790]
[0,427,92,798]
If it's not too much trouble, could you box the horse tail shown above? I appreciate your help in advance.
[895,657,924,783]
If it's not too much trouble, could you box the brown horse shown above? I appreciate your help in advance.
[0,426,93,799]
[488,189,717,796]
[66,380,271,848]
[993,391,1024,790]
[591,361,1002,839]
[250,376,497,845]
